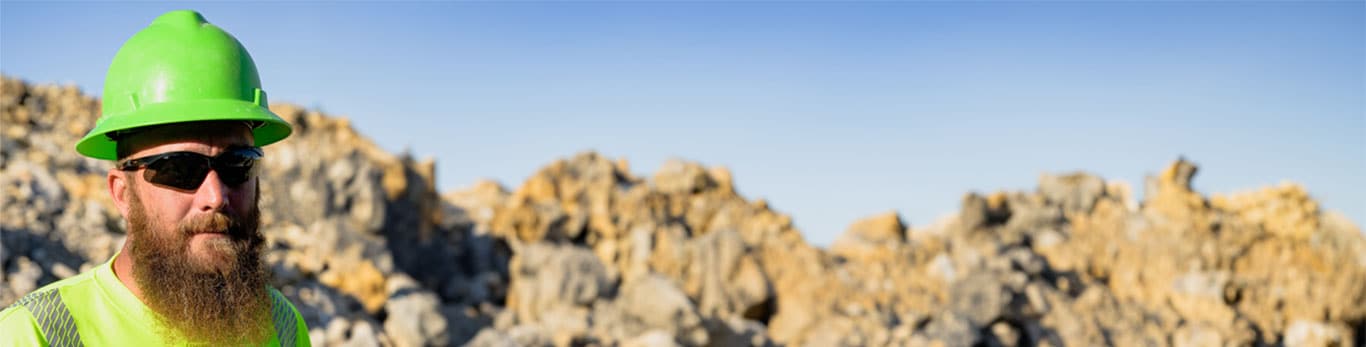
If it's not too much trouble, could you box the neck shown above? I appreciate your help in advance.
[112,242,144,300]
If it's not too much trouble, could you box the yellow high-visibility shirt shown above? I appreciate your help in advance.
[0,253,310,346]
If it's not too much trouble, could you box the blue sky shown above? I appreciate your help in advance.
[3,2,1362,245]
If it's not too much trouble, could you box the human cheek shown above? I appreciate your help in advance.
[229,179,256,212]
[140,189,192,231]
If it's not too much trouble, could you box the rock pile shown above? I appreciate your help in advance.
[3,75,1363,347]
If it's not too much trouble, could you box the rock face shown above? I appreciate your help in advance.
[4,75,1365,347]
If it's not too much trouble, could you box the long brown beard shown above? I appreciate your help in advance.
[126,185,272,344]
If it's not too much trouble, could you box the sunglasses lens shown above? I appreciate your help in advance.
[144,154,211,190]
[213,152,259,185]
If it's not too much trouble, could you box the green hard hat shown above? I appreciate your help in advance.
[76,10,292,160]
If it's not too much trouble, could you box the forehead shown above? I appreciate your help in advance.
[121,121,255,155]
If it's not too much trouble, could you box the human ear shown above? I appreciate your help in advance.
[108,168,131,218]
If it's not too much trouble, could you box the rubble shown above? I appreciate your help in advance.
[3,75,1363,346]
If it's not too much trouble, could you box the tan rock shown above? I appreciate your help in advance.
[708,166,734,194]
[1143,158,1215,232]
[621,331,679,347]
[1212,182,1320,240]
[830,211,906,261]
[1283,320,1353,347]
[7,75,1366,347]
[653,159,717,195]
[318,251,388,314]
[444,179,510,226]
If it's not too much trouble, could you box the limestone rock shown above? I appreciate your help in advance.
[318,255,388,314]
[960,192,1014,231]
[383,274,449,347]
[653,159,719,195]
[5,76,1365,347]
[651,229,772,320]
[1038,172,1106,216]
[506,242,608,325]
[1212,182,1320,240]
[443,180,510,230]
[595,274,709,346]
[1283,320,1353,347]
[622,331,680,347]
[830,211,907,261]
[919,313,981,347]
[1143,158,1214,232]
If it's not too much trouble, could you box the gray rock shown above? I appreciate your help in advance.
[960,193,1012,230]
[6,256,42,299]
[653,159,717,195]
[464,328,519,347]
[504,325,553,347]
[921,313,981,347]
[1,162,65,236]
[595,275,709,347]
[53,199,119,264]
[341,319,381,347]
[1038,172,1106,215]
[443,304,493,346]
[384,274,450,347]
[704,316,772,347]
[950,272,1012,326]
[1002,247,1047,277]
[281,281,357,331]
[508,242,607,325]
[686,229,772,319]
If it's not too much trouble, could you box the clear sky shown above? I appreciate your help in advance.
[3,1,1363,246]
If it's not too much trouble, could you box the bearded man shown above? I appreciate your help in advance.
[1,10,310,346]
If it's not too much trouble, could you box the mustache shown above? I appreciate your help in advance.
[177,211,238,236]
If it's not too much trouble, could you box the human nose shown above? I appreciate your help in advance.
[194,170,229,212]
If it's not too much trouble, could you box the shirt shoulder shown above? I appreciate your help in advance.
[0,302,45,346]
[2,264,136,346]
[269,287,312,347]
[0,277,91,347]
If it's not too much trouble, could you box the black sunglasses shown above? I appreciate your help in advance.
[118,147,264,190]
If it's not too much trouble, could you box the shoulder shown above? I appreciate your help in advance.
[3,268,101,316]
[1,290,52,345]
[268,287,312,347]
[268,287,303,316]
[1,268,104,345]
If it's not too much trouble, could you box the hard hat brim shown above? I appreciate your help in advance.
[76,99,292,160]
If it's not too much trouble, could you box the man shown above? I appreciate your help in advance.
[1,10,310,346]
